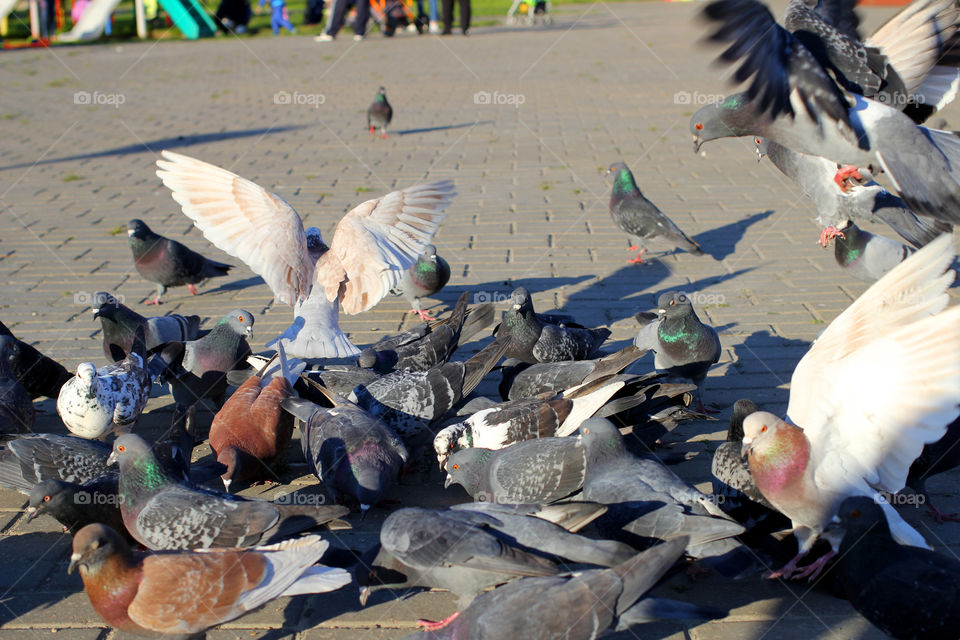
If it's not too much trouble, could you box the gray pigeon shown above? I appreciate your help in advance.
[93,291,202,362]
[283,394,408,515]
[368,86,393,138]
[755,139,952,248]
[830,220,915,283]
[0,331,72,400]
[580,417,755,578]
[402,537,726,639]
[0,339,34,434]
[391,245,451,321]
[444,437,585,505]
[108,433,350,550]
[0,433,111,494]
[498,345,644,401]
[493,287,610,364]
[127,218,233,305]
[634,292,721,413]
[25,476,130,540]
[607,162,704,263]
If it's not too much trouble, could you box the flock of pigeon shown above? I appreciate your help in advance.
[4,0,960,638]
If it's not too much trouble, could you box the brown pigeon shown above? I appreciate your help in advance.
[69,523,351,637]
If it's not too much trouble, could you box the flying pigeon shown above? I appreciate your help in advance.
[56,329,151,439]
[69,523,351,637]
[607,162,704,264]
[493,287,610,364]
[0,339,34,434]
[741,233,960,580]
[368,86,393,138]
[498,345,644,401]
[634,291,721,413]
[92,291,202,361]
[283,394,408,516]
[829,220,915,283]
[108,433,350,550]
[126,218,233,305]
[0,330,72,400]
[391,244,451,320]
[155,150,454,358]
[827,496,960,640]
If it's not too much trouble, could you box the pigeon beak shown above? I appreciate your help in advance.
[740,437,753,459]
[245,327,253,337]
[511,304,521,311]
[67,552,81,574]
[657,308,666,315]
[24,506,39,523]
[106,451,118,466]
[438,455,448,471]
[693,136,702,153]
[126,229,134,236]
[92,308,101,320]
[443,474,453,489]
[359,504,371,521]
[222,478,232,493]
[359,586,371,607]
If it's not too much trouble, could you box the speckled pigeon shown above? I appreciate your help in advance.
[127,218,232,305]
[391,245,451,320]
[0,339,34,434]
[740,234,960,580]
[607,162,703,264]
[493,287,610,364]
[828,496,960,640]
[108,433,350,550]
[634,291,721,413]
[498,345,644,401]
[368,86,393,138]
[0,433,111,493]
[284,394,407,515]
[830,220,914,283]
[0,331,72,400]
[93,291,202,361]
[69,524,351,638]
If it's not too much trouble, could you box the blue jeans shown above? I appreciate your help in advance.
[270,4,294,32]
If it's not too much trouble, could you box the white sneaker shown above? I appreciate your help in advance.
[405,23,417,31]
[314,33,334,41]
[428,20,439,33]
[353,33,365,40]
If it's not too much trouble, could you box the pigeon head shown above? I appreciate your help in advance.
[444,448,491,494]
[215,445,253,493]
[829,496,888,543]
[126,219,154,240]
[357,348,379,369]
[107,433,157,468]
[68,523,128,575]
[305,227,328,261]
[656,292,695,318]
[76,362,98,393]
[433,423,468,469]
[741,411,810,495]
[607,161,640,198]
[508,287,533,313]
[421,245,438,260]
[217,309,255,337]
[0,335,20,364]
[355,465,390,514]
[579,417,626,465]
[375,87,388,101]
[26,479,72,523]
[753,136,768,161]
[690,92,753,152]
[728,398,759,442]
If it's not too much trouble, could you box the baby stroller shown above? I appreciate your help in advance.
[370,0,416,34]
[506,0,550,25]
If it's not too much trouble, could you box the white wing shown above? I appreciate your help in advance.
[265,290,361,358]
[313,181,455,315]
[156,150,314,306]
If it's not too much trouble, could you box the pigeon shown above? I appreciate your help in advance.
[127,218,233,305]
[755,138,952,248]
[580,417,754,578]
[25,477,130,540]
[209,344,304,490]
[607,162,704,264]
[356,506,561,626]
[368,86,393,138]
[69,523,351,637]
[283,394,408,515]
[108,433,350,550]
[0,332,72,400]
[444,437,585,505]
[155,150,454,358]
[56,328,151,440]
[391,245,451,320]
[349,337,510,447]
[0,339,34,434]
[92,291,202,361]
[740,233,960,580]
[634,291,721,413]
[694,0,960,225]
[827,496,960,640]
[152,309,253,407]
[493,287,610,364]
[829,220,915,283]
[906,415,960,522]
[433,376,628,469]
[399,537,719,639]
[498,345,644,401]
[0,433,111,493]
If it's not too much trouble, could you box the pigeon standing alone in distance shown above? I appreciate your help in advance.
[368,86,393,138]
[634,292,721,413]
[92,292,202,361]
[391,244,451,320]
[126,219,232,305]
[68,523,351,637]
[155,150,454,358]
[741,234,960,580]
[607,162,703,264]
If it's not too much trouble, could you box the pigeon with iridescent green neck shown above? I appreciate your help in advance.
[368,86,393,138]
[391,245,451,321]
[607,162,703,264]
[830,221,914,283]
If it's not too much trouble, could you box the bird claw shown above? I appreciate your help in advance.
[381,132,388,139]
[833,165,862,192]
[417,612,460,631]
[187,284,200,296]
[818,227,846,248]
[926,503,960,523]
[144,298,162,306]
[793,551,836,582]
[696,399,718,414]
[410,309,435,321]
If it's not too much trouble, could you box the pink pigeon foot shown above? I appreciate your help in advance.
[381,132,388,139]
[187,283,200,296]
[410,308,435,321]
[144,297,162,306]
[369,126,376,136]
[417,612,460,631]
[696,398,719,414]
[833,165,862,192]
[763,551,807,580]
[628,248,647,264]
[926,502,960,523]
[793,550,836,582]
[819,226,846,248]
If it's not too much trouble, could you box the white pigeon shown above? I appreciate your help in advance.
[741,233,960,581]
[57,348,151,440]
[155,151,455,359]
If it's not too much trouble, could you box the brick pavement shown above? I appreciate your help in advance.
[1,2,960,638]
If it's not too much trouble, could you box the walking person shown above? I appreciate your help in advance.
[315,0,368,40]
[441,0,468,35]
[257,0,295,34]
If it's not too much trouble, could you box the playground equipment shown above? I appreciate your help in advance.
[506,0,551,25]
[52,0,214,40]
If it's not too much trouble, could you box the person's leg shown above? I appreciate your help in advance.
[352,0,368,36]
[322,0,345,35]
[428,0,437,29]
[440,0,452,33]
[458,0,468,32]
[270,6,281,33]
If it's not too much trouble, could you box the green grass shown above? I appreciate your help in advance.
[61,173,82,182]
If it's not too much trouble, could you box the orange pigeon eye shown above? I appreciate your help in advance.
[755,137,761,145]
[583,428,590,435]
[117,445,125,453]
[452,464,459,470]
[238,315,244,322]
[695,123,703,131]
[850,509,860,518]
[43,495,51,502]
[760,425,767,433]
[669,300,675,306]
